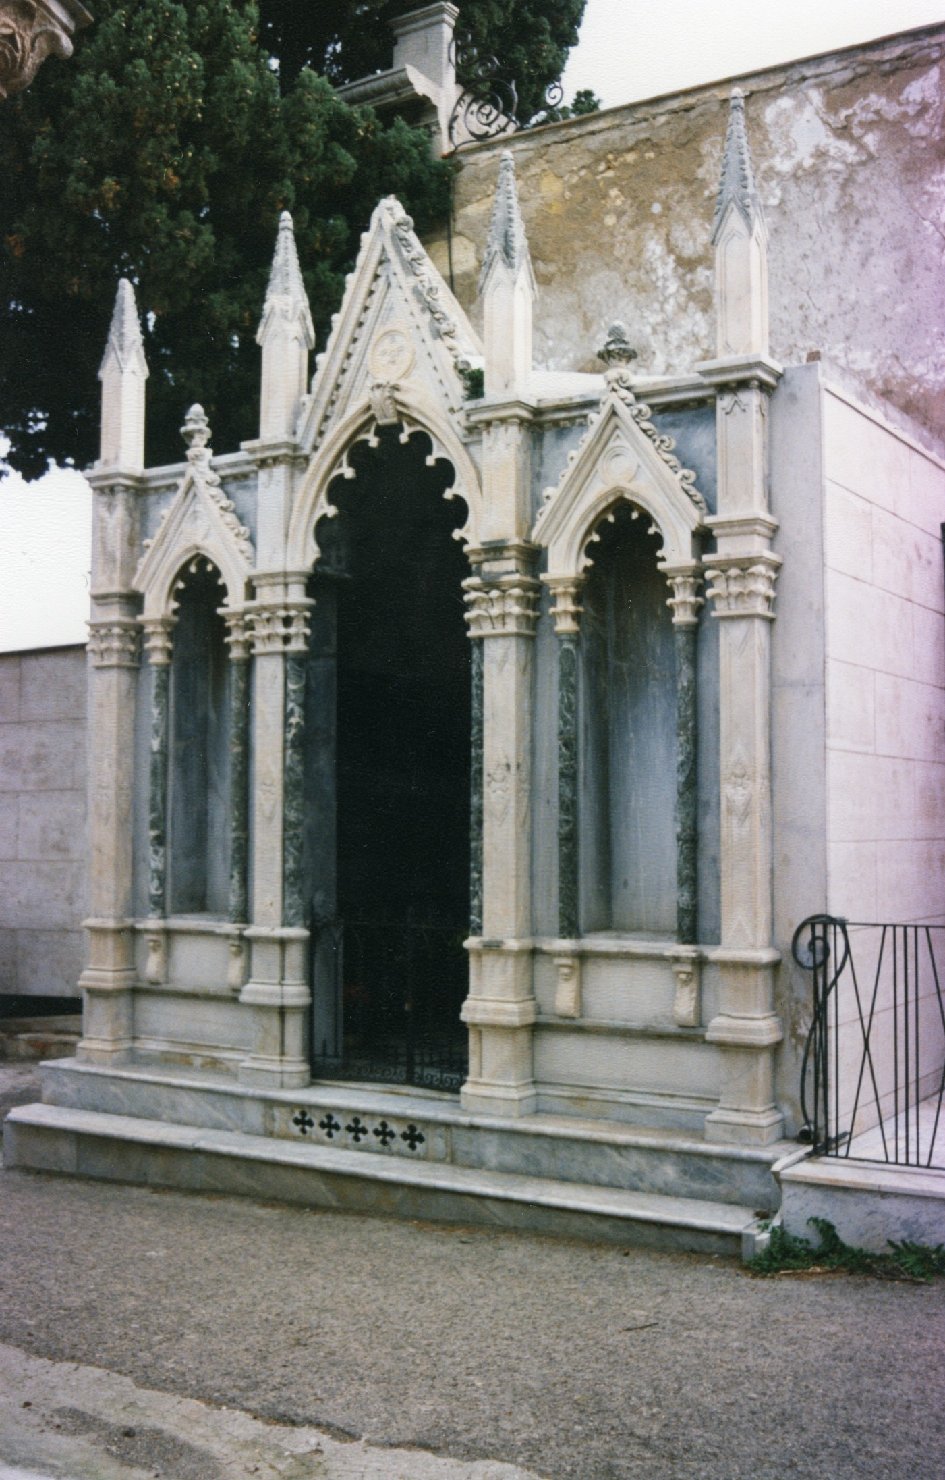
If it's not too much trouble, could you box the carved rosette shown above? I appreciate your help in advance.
[663,568,704,629]
[704,557,779,619]
[248,602,312,656]
[88,620,140,670]
[139,617,175,667]
[462,576,540,639]
[543,576,584,636]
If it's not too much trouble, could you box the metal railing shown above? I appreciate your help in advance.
[793,915,945,1169]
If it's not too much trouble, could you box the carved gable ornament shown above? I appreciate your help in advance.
[134,405,254,619]
[534,348,707,579]
[297,196,482,455]
[286,197,485,569]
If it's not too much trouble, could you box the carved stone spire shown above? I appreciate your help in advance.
[479,151,532,290]
[710,89,769,359]
[712,89,763,244]
[98,278,148,470]
[256,211,315,441]
[480,151,535,395]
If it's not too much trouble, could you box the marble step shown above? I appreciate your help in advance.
[37,1059,788,1212]
[4,1103,768,1259]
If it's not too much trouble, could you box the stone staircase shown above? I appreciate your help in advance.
[4,1058,793,1258]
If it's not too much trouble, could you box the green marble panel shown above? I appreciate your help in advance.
[557,635,579,938]
[283,652,307,928]
[147,663,169,918]
[469,638,484,935]
[675,624,698,944]
[228,656,250,924]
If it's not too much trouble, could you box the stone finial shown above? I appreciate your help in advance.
[257,211,315,348]
[479,151,533,292]
[597,322,638,371]
[99,278,148,380]
[181,403,211,457]
[711,88,763,245]
[98,277,148,470]
[256,211,314,441]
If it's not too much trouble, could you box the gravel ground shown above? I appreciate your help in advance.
[2,1066,945,1480]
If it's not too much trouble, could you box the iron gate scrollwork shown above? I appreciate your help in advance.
[793,914,945,1168]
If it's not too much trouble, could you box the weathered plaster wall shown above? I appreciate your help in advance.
[433,25,945,454]
[0,646,87,998]
[822,385,945,925]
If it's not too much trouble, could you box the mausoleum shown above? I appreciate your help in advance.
[7,17,945,1254]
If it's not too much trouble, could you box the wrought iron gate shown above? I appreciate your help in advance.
[793,915,945,1168]
[310,908,468,1093]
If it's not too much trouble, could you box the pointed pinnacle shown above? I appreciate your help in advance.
[99,277,148,378]
[258,210,315,347]
[711,88,762,244]
[479,150,532,292]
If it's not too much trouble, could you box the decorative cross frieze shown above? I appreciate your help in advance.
[462,576,540,638]
[704,557,780,619]
[88,620,140,670]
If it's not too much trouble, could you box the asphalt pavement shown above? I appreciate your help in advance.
[2,1063,944,1480]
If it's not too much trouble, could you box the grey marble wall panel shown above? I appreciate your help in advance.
[579,956,677,1023]
[132,993,251,1052]
[534,1025,720,1097]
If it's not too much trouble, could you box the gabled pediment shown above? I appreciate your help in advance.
[533,376,707,577]
[135,408,254,618]
[296,196,482,453]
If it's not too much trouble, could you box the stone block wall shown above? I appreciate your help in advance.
[0,646,87,998]
[822,386,945,927]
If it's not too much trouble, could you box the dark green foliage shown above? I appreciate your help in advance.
[0,0,450,475]
[748,1218,945,1282]
[259,0,587,119]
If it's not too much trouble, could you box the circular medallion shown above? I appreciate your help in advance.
[369,326,415,382]
[601,443,639,486]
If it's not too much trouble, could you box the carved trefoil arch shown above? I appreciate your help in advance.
[134,405,255,619]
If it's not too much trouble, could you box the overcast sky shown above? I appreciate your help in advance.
[3,0,945,651]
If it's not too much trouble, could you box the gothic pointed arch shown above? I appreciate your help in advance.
[287,383,483,571]
[533,376,706,577]
[134,406,254,619]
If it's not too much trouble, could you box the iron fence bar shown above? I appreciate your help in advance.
[845,924,889,1162]
[927,927,945,1167]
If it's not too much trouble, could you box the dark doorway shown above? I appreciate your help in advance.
[307,425,470,1091]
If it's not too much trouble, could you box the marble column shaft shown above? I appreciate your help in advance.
[147,660,170,918]
[227,635,251,925]
[557,634,579,939]
[469,636,484,937]
[282,649,307,929]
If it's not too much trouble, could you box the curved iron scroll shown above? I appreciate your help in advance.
[448,35,565,146]
[792,914,850,1151]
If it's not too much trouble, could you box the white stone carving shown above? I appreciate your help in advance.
[543,575,584,636]
[553,954,582,1019]
[139,616,175,667]
[0,0,90,99]
[534,367,706,581]
[98,279,148,472]
[670,949,702,1028]
[663,567,704,629]
[247,602,311,656]
[463,576,540,638]
[134,405,254,621]
[705,557,780,619]
[368,324,416,382]
[479,152,535,396]
[87,619,140,669]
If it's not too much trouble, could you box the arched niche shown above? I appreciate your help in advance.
[166,556,232,916]
[297,417,473,1091]
[286,387,483,574]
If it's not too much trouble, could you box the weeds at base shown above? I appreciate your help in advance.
[747,1218,945,1282]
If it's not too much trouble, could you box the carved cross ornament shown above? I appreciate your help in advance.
[0,0,90,99]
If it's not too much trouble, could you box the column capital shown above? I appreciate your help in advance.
[463,574,540,639]
[660,565,704,629]
[704,554,780,620]
[0,0,91,100]
[220,608,252,661]
[88,618,140,669]
[542,574,584,636]
[246,598,313,655]
[139,615,176,666]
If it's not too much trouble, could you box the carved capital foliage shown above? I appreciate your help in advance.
[543,575,584,636]
[662,567,704,629]
[139,616,175,667]
[704,556,779,619]
[463,576,540,638]
[88,619,140,670]
[222,610,252,662]
[248,601,312,655]
[0,0,87,100]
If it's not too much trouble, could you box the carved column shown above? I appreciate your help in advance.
[239,577,312,1088]
[468,632,484,936]
[78,584,141,1064]
[664,567,703,946]
[699,371,784,1144]
[545,576,584,1019]
[139,618,173,920]
[223,612,251,932]
[461,549,540,1115]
